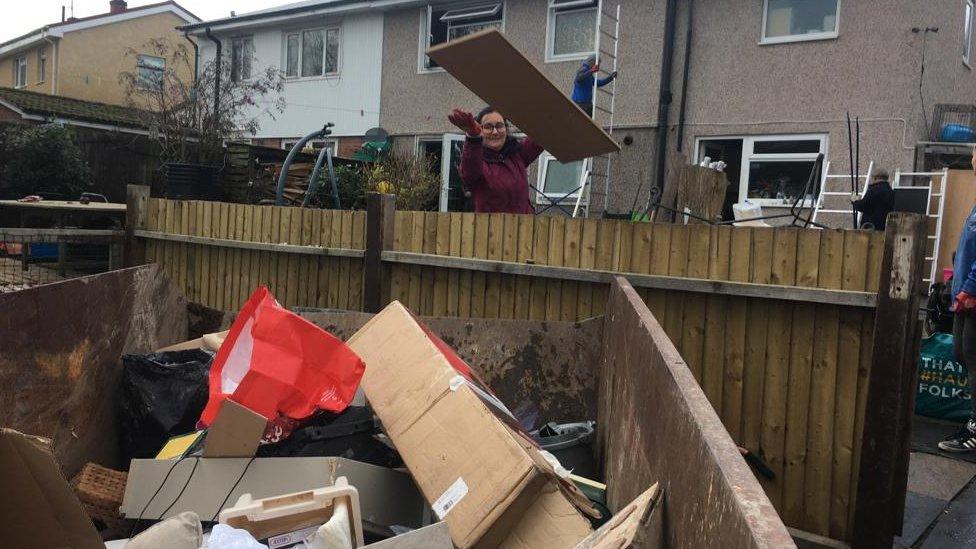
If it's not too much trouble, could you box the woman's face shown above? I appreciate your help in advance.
[480,111,508,151]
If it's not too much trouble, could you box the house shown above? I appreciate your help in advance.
[180,1,389,159]
[0,87,161,201]
[0,1,199,107]
[186,0,976,218]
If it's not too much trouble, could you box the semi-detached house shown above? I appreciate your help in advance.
[186,0,976,219]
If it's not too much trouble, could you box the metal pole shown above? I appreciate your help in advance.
[276,124,332,205]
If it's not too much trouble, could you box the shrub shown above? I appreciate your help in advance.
[0,124,92,199]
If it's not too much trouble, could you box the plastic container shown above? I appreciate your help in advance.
[531,421,597,478]
[939,124,976,143]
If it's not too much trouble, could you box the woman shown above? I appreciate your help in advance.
[447,106,542,214]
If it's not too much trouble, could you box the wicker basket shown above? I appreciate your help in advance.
[70,463,128,530]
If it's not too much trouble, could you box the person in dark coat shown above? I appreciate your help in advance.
[851,170,895,230]
[447,106,542,214]
[571,55,617,117]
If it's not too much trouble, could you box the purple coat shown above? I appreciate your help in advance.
[459,136,544,214]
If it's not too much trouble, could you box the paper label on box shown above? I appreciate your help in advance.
[433,477,468,520]
[266,525,319,548]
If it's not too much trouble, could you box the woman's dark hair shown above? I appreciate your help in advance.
[476,106,504,123]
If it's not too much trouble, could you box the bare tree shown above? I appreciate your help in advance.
[120,38,285,167]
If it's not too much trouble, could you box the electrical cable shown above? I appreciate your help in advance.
[209,455,257,524]
[128,456,199,539]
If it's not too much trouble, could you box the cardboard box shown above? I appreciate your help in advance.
[0,429,103,549]
[347,302,591,548]
[122,457,428,536]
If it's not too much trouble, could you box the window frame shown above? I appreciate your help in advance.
[136,54,165,90]
[545,0,599,63]
[965,0,974,68]
[760,0,841,45]
[283,25,341,81]
[36,48,46,84]
[695,133,828,207]
[230,35,254,83]
[13,56,27,89]
[536,152,591,201]
[418,2,506,74]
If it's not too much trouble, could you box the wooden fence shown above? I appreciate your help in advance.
[128,187,923,547]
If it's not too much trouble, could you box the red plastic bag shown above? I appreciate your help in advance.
[199,287,365,431]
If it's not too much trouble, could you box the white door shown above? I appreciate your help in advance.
[440,134,466,212]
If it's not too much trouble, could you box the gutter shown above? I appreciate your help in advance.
[179,0,426,34]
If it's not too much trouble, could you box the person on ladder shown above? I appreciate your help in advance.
[849,170,894,230]
[571,55,617,117]
[941,147,976,453]
[447,106,541,214]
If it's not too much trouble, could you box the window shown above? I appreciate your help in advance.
[696,134,827,205]
[36,47,46,83]
[538,153,588,199]
[761,0,839,44]
[965,0,974,66]
[13,56,27,88]
[230,37,253,82]
[547,0,598,61]
[136,54,165,90]
[421,3,504,71]
[285,27,340,78]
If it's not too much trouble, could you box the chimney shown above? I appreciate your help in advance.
[109,0,127,14]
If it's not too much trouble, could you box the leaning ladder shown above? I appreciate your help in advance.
[574,1,620,218]
[893,168,950,286]
[810,160,874,227]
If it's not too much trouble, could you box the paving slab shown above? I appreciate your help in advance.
[919,479,976,549]
[896,491,950,548]
[908,452,976,500]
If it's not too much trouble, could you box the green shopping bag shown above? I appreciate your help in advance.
[916,332,972,421]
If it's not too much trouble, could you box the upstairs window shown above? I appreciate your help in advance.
[285,27,340,78]
[422,3,503,71]
[547,0,598,61]
[136,54,165,90]
[762,0,840,44]
[231,36,254,82]
[13,56,26,88]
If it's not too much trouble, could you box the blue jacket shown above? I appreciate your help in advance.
[952,204,976,299]
[571,61,615,104]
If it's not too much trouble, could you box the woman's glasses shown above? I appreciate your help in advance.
[481,123,507,133]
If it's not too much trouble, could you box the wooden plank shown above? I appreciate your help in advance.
[338,211,355,311]
[470,212,490,318]
[702,225,731,415]
[560,218,583,321]
[433,213,451,316]
[591,219,615,317]
[853,214,928,547]
[389,211,410,304]
[514,215,534,320]
[646,223,672,318]
[226,203,241,310]
[133,230,364,258]
[297,207,313,307]
[484,213,504,319]
[528,216,550,321]
[235,204,250,308]
[499,214,519,319]
[268,206,282,301]
[259,206,275,298]
[663,224,689,347]
[366,198,396,312]
[447,212,463,316]
[759,228,798,511]
[681,224,710,383]
[781,230,821,526]
[425,29,619,163]
[349,211,366,311]
[186,201,198,302]
[802,230,844,537]
[407,212,424,312]
[722,227,751,443]
[828,230,869,541]
[577,219,598,319]
[545,216,566,321]
[458,212,476,317]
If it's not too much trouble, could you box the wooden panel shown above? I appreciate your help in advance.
[425,30,619,163]
[499,214,519,318]
[471,213,490,318]
[577,219,598,319]
[485,213,504,319]
[560,218,583,322]
[701,225,730,411]
[598,278,794,548]
[514,215,534,320]
[681,224,710,384]
[529,216,550,321]
[447,213,463,317]
[722,227,751,443]
[545,216,566,321]
[459,212,476,318]
[663,225,689,347]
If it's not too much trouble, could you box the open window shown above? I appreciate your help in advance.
[537,153,589,201]
[761,0,840,44]
[546,0,598,61]
[285,27,341,78]
[421,3,504,71]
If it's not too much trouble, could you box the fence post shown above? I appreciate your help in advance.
[852,212,927,548]
[124,184,150,268]
[364,193,396,313]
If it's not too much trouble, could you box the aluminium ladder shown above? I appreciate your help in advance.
[573,0,620,218]
[893,168,950,286]
[810,160,875,228]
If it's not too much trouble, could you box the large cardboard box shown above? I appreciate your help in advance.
[348,302,592,548]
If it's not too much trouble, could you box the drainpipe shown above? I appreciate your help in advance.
[204,27,221,125]
[675,0,695,152]
[43,36,58,95]
[183,31,200,127]
[651,0,679,212]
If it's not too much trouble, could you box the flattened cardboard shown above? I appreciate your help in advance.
[0,428,103,549]
[347,302,590,548]
[364,523,453,549]
[202,399,266,458]
[426,29,620,163]
[122,457,427,535]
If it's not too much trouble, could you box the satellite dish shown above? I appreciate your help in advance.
[364,127,389,143]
